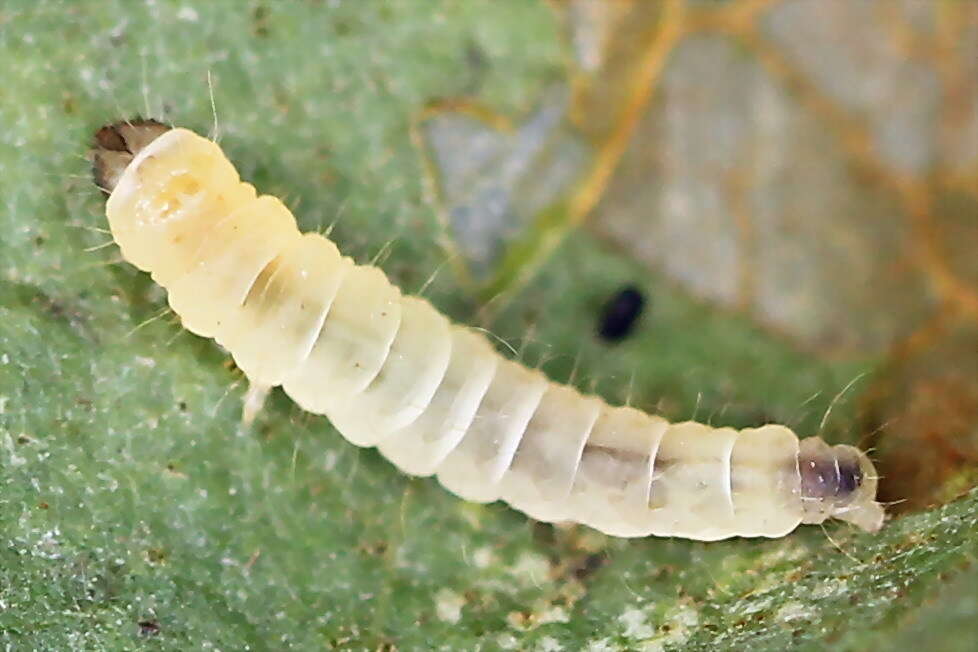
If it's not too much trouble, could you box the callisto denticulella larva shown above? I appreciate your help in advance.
[92,120,885,541]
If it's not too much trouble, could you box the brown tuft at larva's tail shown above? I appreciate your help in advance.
[92,118,171,194]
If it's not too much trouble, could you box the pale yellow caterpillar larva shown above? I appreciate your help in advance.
[92,121,885,540]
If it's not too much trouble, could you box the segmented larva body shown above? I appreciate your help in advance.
[93,124,885,540]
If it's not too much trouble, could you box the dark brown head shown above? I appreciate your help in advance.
[92,118,170,194]
[798,437,884,532]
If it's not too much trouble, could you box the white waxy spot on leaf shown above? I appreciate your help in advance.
[435,588,465,624]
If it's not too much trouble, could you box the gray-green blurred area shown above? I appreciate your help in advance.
[1,1,977,649]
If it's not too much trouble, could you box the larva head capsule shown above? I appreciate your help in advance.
[92,118,171,193]
[798,437,885,532]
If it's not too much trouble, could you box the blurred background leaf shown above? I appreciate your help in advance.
[0,0,975,649]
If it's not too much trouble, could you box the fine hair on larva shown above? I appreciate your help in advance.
[91,120,886,540]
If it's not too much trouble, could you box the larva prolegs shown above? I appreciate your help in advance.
[242,381,272,427]
[96,123,886,541]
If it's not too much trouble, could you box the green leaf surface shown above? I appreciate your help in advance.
[1,1,976,650]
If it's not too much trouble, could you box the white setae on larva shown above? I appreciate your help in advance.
[92,121,884,540]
